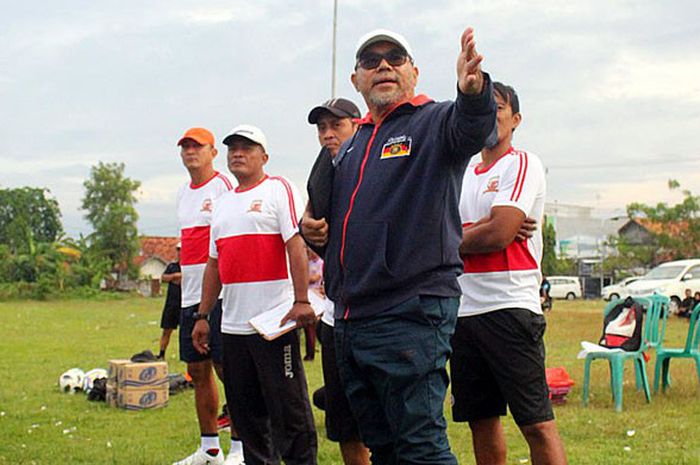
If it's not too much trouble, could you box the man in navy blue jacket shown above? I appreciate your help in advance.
[302,28,496,464]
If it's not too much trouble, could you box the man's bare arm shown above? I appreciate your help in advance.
[191,257,221,354]
[459,206,527,256]
[161,271,182,285]
[280,234,316,328]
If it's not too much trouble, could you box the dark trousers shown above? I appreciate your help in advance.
[221,332,317,465]
[319,322,362,443]
[334,296,459,465]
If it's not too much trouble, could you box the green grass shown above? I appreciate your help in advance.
[0,297,698,464]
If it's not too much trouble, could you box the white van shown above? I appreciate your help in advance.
[547,276,583,300]
[626,259,700,312]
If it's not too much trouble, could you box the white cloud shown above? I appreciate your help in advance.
[0,157,93,175]
[138,175,183,204]
[577,173,700,210]
[2,0,699,236]
[177,4,267,24]
[590,51,700,102]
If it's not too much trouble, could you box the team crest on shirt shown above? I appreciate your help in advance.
[247,200,263,213]
[380,135,412,159]
[200,199,213,212]
[483,176,500,193]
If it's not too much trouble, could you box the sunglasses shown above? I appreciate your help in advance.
[357,48,410,70]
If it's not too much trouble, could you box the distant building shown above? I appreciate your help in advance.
[134,236,179,279]
[617,219,655,246]
[617,218,700,265]
[545,202,627,259]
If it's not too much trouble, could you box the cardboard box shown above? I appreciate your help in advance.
[116,361,168,389]
[106,359,169,409]
[106,384,118,408]
[117,386,169,410]
[108,359,132,383]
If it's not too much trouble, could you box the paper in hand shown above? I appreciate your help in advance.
[248,290,332,340]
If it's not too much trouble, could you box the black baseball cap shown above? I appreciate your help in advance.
[308,98,361,124]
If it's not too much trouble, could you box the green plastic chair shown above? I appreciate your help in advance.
[653,302,700,393]
[582,295,670,412]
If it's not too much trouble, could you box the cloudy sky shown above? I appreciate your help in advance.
[1,0,699,237]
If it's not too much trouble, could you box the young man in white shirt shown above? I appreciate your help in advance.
[451,83,567,465]
[193,125,317,465]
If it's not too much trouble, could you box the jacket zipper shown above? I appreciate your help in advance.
[339,123,382,319]
[337,98,420,320]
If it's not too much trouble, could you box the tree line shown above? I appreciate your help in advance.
[0,162,140,300]
[1,166,697,300]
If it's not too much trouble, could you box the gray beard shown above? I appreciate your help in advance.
[367,88,404,113]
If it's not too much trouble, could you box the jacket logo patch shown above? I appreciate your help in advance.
[200,199,213,212]
[483,176,499,193]
[248,200,263,213]
[380,136,412,159]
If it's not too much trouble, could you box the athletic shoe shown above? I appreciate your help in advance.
[217,412,231,431]
[224,451,245,465]
[172,448,224,465]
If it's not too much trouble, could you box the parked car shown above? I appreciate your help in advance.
[601,276,642,301]
[548,276,583,300]
[626,259,700,313]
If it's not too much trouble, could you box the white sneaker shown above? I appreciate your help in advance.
[172,448,224,465]
[224,451,245,465]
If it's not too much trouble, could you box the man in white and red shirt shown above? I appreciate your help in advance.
[450,83,567,465]
[173,127,242,465]
[193,125,317,465]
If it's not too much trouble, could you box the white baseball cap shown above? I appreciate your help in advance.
[355,29,414,60]
[222,124,268,152]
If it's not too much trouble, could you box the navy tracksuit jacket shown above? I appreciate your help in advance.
[324,76,497,319]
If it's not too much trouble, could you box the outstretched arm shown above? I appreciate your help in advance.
[446,27,496,159]
[457,27,485,96]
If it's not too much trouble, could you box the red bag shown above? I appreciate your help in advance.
[545,367,574,404]
[599,298,644,351]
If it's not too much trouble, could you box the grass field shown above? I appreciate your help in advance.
[0,297,698,464]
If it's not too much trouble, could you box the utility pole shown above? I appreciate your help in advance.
[331,0,338,98]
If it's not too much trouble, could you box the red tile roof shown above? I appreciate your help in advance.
[135,236,179,267]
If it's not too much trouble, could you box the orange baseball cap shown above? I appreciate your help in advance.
[177,127,215,147]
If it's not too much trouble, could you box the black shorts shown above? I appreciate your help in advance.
[450,308,553,426]
[179,300,223,365]
[319,322,362,443]
[160,303,180,330]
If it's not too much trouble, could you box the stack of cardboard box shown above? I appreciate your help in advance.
[107,359,169,410]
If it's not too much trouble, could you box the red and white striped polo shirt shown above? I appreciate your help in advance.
[176,172,233,307]
[458,147,546,316]
[209,175,304,335]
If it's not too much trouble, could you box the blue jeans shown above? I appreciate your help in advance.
[334,296,459,465]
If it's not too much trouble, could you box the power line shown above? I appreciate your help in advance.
[546,157,700,170]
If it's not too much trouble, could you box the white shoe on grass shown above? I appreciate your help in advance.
[172,448,224,465]
[224,450,245,465]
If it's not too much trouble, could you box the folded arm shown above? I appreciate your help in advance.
[460,206,526,256]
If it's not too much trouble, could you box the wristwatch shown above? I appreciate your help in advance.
[192,312,209,322]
